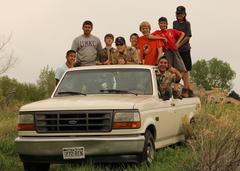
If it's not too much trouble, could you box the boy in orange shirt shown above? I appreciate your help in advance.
[137,21,164,65]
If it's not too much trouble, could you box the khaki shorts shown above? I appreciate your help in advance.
[164,50,187,72]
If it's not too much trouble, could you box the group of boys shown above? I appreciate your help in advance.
[55,5,193,99]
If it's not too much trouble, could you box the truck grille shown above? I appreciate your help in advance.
[35,110,113,133]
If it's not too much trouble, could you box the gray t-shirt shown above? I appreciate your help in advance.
[173,20,192,52]
[71,34,102,66]
[55,63,68,80]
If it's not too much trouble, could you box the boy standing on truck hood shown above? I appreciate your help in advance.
[71,20,102,66]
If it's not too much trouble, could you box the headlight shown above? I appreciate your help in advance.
[17,113,34,131]
[113,110,141,129]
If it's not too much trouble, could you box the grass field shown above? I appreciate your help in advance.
[1,102,240,171]
[50,146,191,171]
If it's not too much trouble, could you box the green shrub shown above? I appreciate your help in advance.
[183,102,240,171]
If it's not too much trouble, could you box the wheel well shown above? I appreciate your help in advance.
[146,125,156,140]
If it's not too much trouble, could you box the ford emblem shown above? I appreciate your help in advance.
[68,120,78,125]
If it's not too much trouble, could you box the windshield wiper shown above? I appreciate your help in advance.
[100,89,138,96]
[57,91,87,96]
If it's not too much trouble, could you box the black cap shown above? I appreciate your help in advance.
[158,17,168,24]
[115,36,126,44]
[176,6,186,14]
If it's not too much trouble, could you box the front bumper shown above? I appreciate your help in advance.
[15,135,145,162]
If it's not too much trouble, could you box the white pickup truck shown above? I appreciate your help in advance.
[15,65,200,171]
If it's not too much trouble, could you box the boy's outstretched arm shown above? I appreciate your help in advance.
[147,35,167,43]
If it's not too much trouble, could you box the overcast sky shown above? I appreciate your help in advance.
[1,0,240,93]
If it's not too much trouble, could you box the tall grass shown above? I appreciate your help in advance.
[0,108,22,171]
[183,102,240,171]
[50,146,190,171]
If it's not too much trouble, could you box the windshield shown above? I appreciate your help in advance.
[54,68,153,96]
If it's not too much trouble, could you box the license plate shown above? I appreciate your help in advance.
[62,147,85,159]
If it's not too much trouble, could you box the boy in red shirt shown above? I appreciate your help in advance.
[137,21,164,65]
[152,17,186,71]
[152,17,192,97]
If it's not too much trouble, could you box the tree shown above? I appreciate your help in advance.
[0,76,18,107]
[190,59,210,90]
[190,58,236,91]
[0,34,16,75]
[37,65,55,98]
[0,76,45,107]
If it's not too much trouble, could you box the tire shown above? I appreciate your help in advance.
[139,130,155,165]
[23,162,50,171]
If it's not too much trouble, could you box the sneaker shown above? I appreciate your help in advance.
[188,89,194,97]
[181,88,189,98]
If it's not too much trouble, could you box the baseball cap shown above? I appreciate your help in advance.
[115,36,126,45]
[176,6,186,14]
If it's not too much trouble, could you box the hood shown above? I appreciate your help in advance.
[20,94,153,111]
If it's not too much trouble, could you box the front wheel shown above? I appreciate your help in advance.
[139,130,155,165]
[23,162,50,171]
